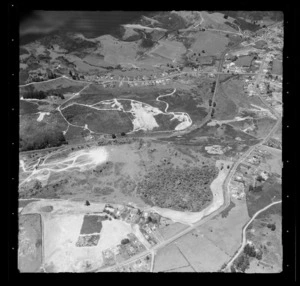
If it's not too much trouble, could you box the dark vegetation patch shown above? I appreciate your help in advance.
[22,90,64,100]
[153,114,181,131]
[19,179,68,199]
[20,111,68,151]
[62,104,133,134]
[39,32,98,54]
[19,199,39,208]
[153,12,188,30]
[232,241,264,272]
[20,47,29,55]
[19,70,30,85]
[76,234,100,247]
[137,165,217,212]
[246,173,281,217]
[20,100,39,115]
[182,36,196,50]
[80,215,107,235]
[232,19,261,32]
[220,200,236,218]
[139,31,156,49]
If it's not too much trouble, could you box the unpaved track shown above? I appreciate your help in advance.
[224,200,282,271]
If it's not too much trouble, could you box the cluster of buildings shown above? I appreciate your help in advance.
[223,47,263,74]
[101,233,147,267]
[103,204,163,246]
[97,204,165,269]
[83,68,184,88]
[229,148,274,200]
[222,23,282,117]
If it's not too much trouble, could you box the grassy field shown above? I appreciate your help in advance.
[189,31,229,56]
[214,89,238,120]
[18,214,43,272]
[246,173,282,217]
[62,104,134,134]
[243,204,282,273]
[153,244,189,272]
[20,77,87,94]
[162,91,208,123]
[174,230,230,272]
[157,222,188,240]
[220,78,265,109]
[20,100,39,115]
[199,197,250,257]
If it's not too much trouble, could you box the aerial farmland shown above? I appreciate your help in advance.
[17,10,284,274]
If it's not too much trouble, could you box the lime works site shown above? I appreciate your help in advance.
[18,11,283,273]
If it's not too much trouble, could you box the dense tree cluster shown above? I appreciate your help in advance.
[137,165,217,212]
[233,254,250,272]
[22,90,64,100]
[19,131,67,151]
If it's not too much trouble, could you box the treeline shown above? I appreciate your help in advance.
[22,90,65,100]
[20,131,67,151]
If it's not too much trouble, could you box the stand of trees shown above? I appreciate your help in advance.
[23,90,64,100]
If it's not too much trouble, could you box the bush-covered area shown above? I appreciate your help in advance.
[22,90,65,100]
[39,32,98,54]
[137,165,218,212]
[233,254,250,272]
[20,112,68,151]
